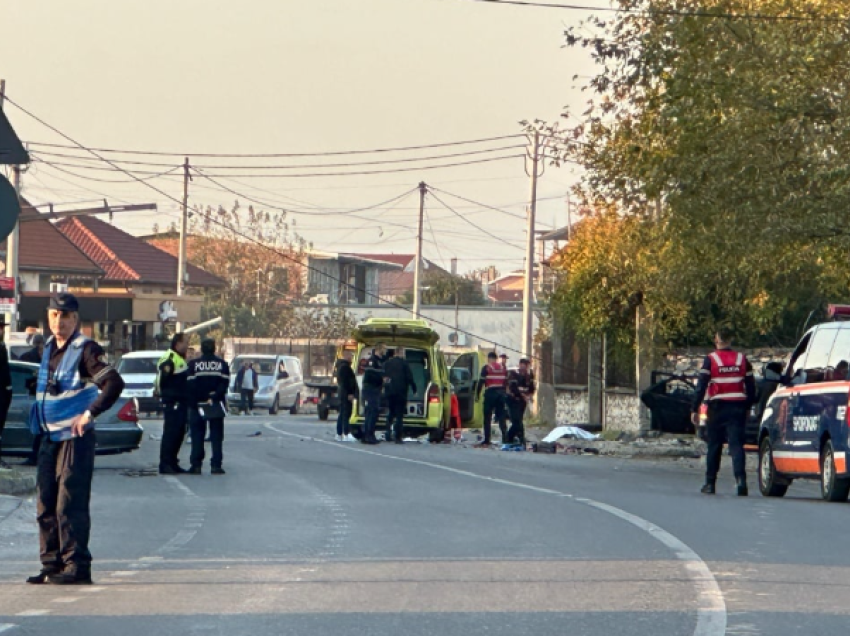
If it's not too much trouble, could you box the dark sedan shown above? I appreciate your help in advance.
[0,361,144,457]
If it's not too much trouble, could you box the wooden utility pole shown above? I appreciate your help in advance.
[0,80,21,336]
[413,181,427,318]
[176,157,191,331]
[521,131,542,360]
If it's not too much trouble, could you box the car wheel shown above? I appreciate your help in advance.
[318,405,329,421]
[821,439,850,502]
[758,437,788,498]
[269,395,279,416]
[428,429,445,444]
[289,393,300,415]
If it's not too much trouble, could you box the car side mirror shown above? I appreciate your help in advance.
[278,371,289,379]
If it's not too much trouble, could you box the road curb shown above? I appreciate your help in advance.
[0,468,37,496]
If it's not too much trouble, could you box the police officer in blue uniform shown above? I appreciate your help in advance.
[187,338,230,475]
[27,293,124,585]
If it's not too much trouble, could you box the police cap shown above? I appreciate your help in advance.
[48,292,79,313]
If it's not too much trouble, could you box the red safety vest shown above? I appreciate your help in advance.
[483,362,507,389]
[707,350,748,401]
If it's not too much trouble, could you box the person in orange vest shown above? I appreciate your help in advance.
[475,351,507,447]
[691,327,756,496]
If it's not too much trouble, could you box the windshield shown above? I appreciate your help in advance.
[117,357,159,374]
[233,357,277,375]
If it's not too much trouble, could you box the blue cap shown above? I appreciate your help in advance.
[48,292,79,312]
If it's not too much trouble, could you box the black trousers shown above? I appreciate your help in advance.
[0,388,11,458]
[385,395,407,441]
[336,396,353,436]
[159,402,187,470]
[189,410,224,469]
[362,387,381,441]
[36,431,96,574]
[482,388,507,443]
[705,401,748,481]
[506,399,527,445]
[240,389,254,412]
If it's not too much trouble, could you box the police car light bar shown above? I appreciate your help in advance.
[827,304,850,321]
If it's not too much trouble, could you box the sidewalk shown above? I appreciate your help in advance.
[0,466,36,496]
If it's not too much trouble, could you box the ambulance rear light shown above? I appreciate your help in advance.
[428,384,441,404]
[117,399,139,423]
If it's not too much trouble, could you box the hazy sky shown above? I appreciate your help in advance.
[1,0,605,274]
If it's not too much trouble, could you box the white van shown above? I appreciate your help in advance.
[116,351,164,416]
[227,354,304,415]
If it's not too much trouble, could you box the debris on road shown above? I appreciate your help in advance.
[247,431,263,437]
[542,426,601,443]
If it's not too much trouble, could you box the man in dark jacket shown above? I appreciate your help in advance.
[361,344,386,445]
[383,346,416,444]
[156,333,189,474]
[336,351,357,442]
[187,339,230,475]
[19,334,45,466]
[0,318,12,469]
[505,358,536,446]
[20,334,45,364]
[234,361,259,415]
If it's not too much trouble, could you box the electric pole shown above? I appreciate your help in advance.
[413,181,427,318]
[0,79,21,336]
[521,131,542,361]
[176,157,191,331]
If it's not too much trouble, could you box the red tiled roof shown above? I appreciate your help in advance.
[488,287,524,303]
[1,204,102,276]
[57,216,224,287]
[376,258,449,299]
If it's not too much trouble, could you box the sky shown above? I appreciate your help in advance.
[1,0,606,276]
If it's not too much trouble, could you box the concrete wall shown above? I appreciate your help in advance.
[553,386,641,432]
[325,304,534,355]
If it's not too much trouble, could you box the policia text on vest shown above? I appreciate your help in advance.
[691,329,756,497]
[156,334,190,475]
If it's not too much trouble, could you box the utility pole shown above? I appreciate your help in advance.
[0,80,21,336]
[413,181,427,318]
[521,131,542,361]
[566,192,572,241]
[176,157,191,331]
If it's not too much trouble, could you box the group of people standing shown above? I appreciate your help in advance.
[335,343,417,445]
[476,351,536,448]
[156,332,230,476]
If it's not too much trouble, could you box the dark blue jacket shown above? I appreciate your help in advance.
[188,354,231,407]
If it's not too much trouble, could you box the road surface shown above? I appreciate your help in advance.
[0,413,846,636]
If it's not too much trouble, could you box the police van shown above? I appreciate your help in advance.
[759,306,850,501]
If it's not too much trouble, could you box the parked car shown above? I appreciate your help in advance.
[227,354,304,415]
[0,361,143,457]
[346,318,487,442]
[759,318,850,501]
[116,351,163,416]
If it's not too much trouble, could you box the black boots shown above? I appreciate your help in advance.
[701,481,716,495]
[26,567,59,585]
[737,477,748,497]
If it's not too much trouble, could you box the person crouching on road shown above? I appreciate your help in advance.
[336,351,357,442]
[187,338,230,475]
[235,361,259,415]
[361,343,386,445]
[505,358,535,447]
[27,292,125,585]
[383,346,416,444]
[475,352,507,448]
[691,327,756,496]
[156,333,190,474]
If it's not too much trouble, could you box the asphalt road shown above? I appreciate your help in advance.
[0,413,848,636]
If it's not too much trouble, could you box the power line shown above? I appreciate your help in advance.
[31,144,527,170]
[448,0,847,22]
[5,94,547,363]
[25,133,527,158]
[429,191,526,252]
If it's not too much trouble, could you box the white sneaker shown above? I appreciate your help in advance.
[344,434,357,443]
[335,434,343,442]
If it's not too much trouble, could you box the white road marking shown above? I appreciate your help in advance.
[266,422,728,636]
[0,625,17,633]
[108,571,138,577]
[139,556,163,562]
[51,597,80,604]
[16,610,51,617]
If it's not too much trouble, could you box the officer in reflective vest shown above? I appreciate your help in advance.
[156,333,189,474]
[475,351,508,447]
[27,292,124,585]
[691,327,756,496]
